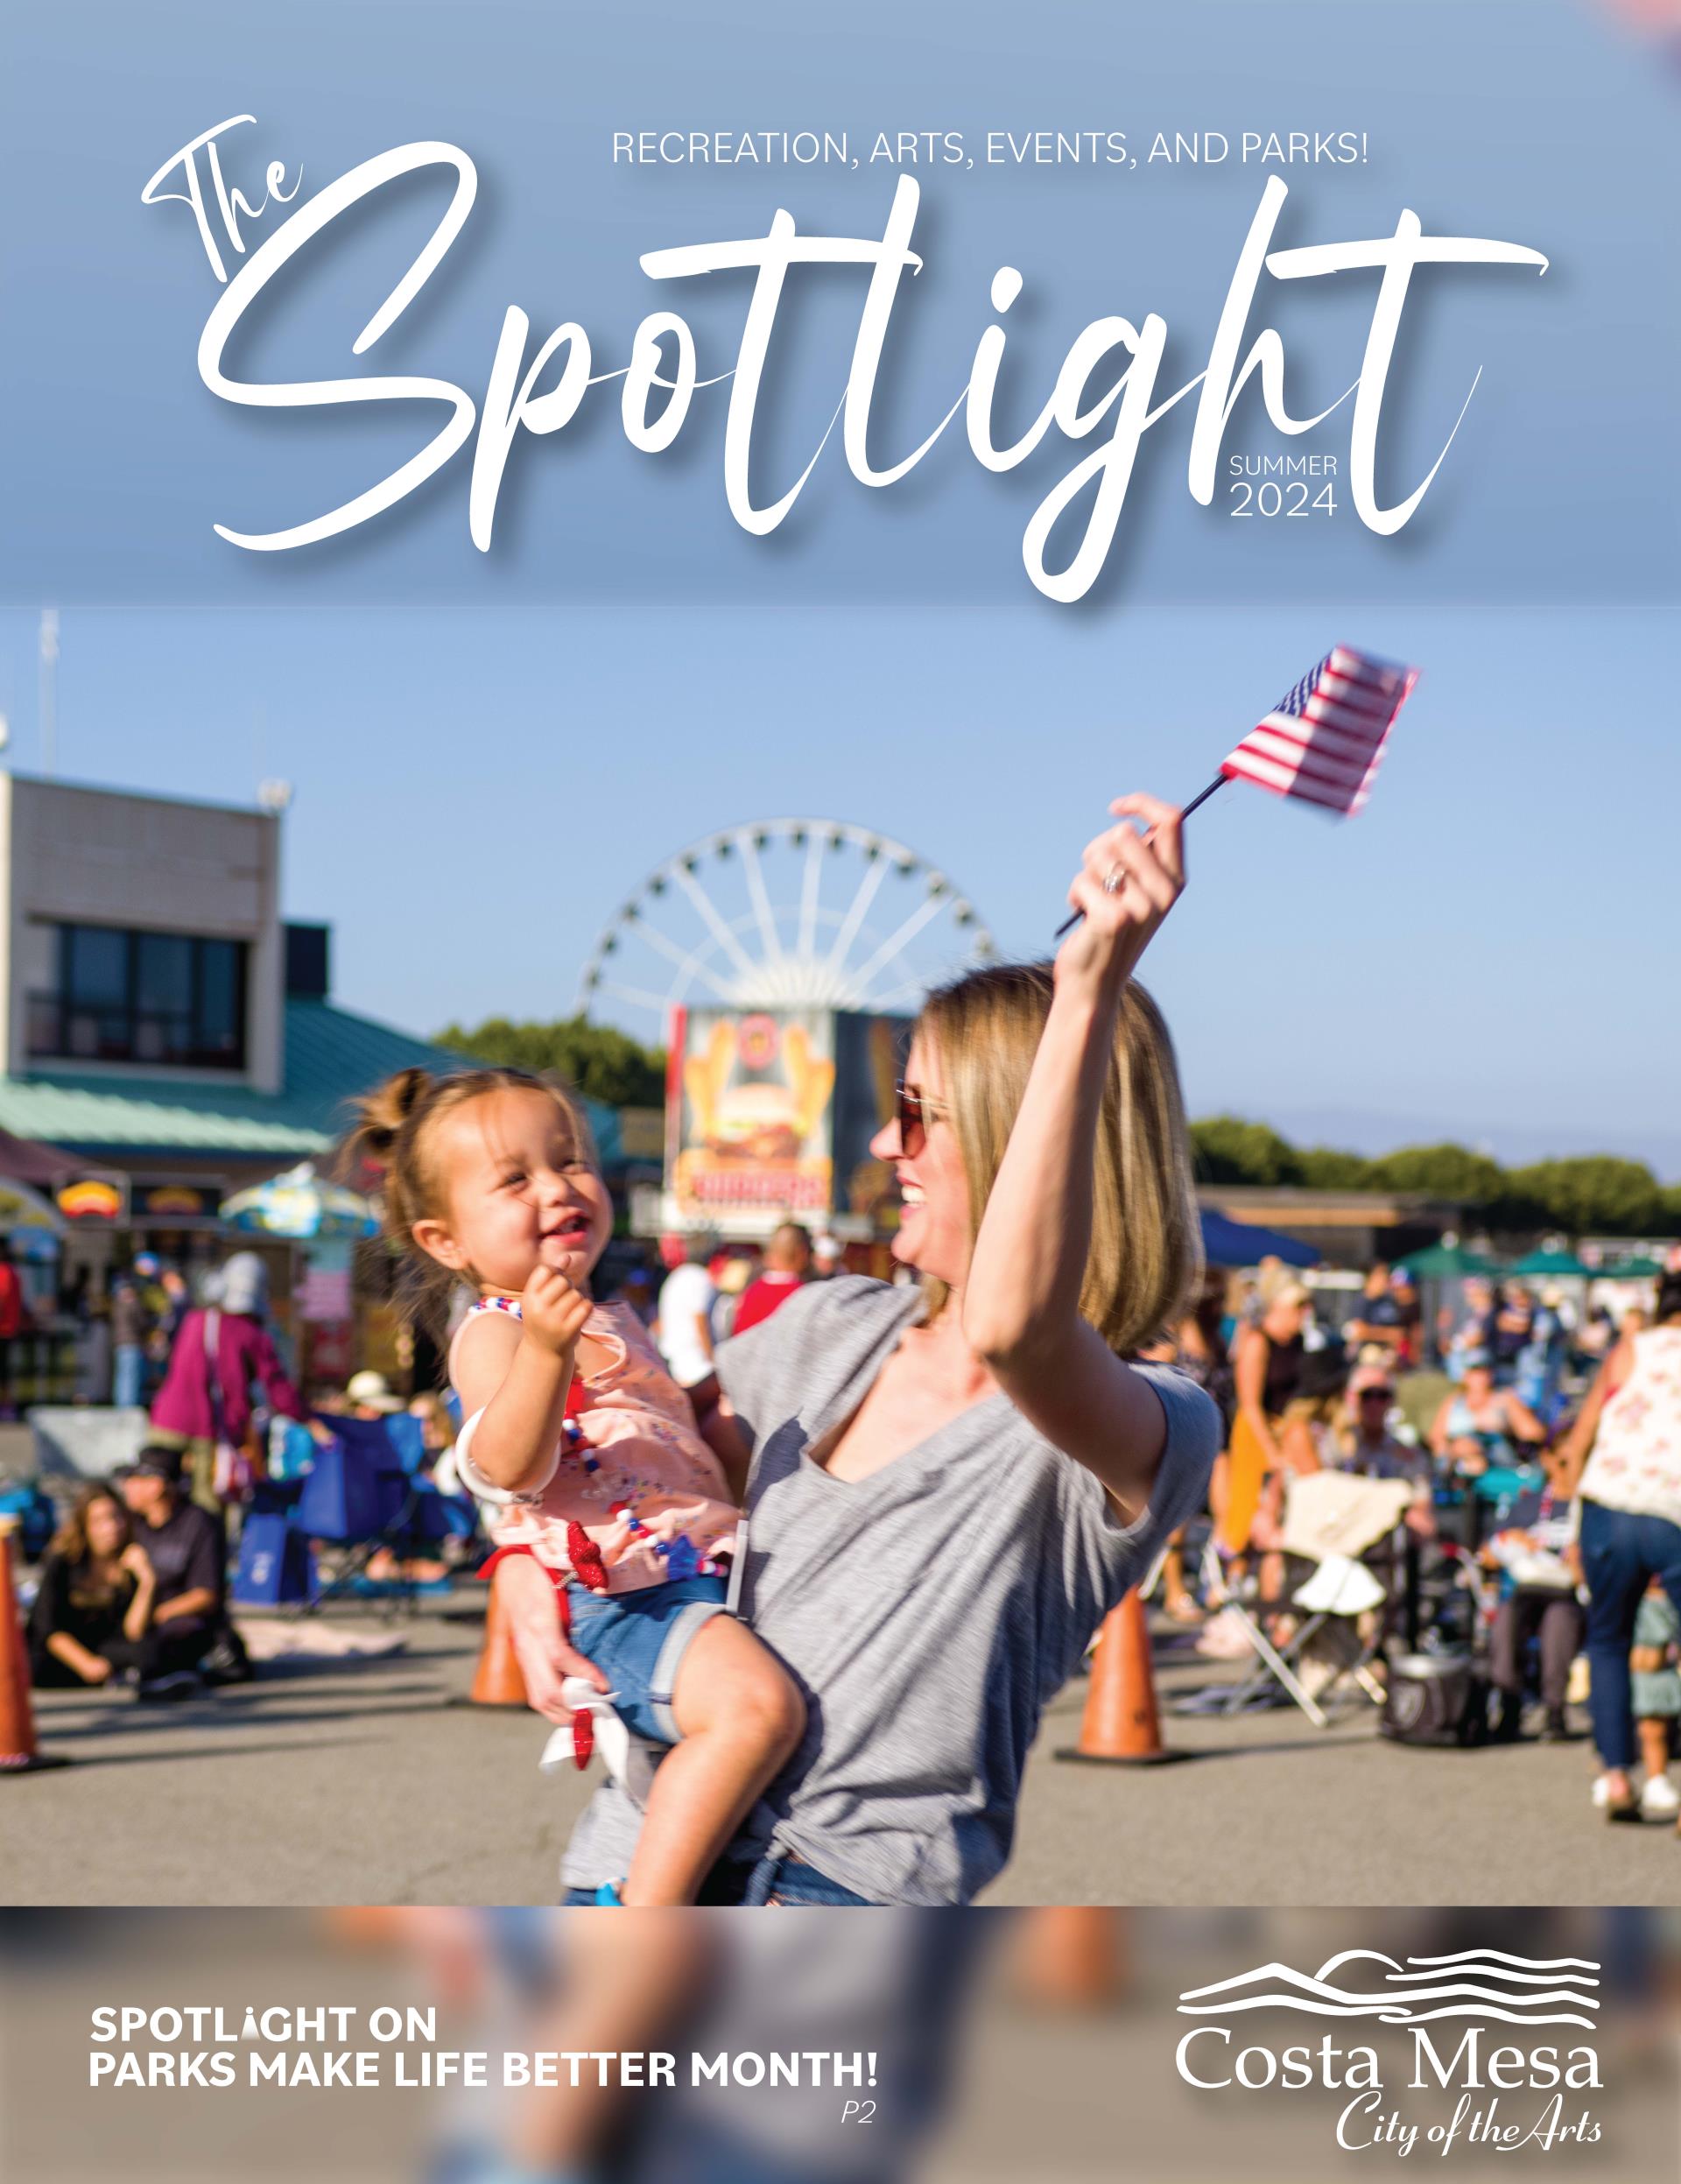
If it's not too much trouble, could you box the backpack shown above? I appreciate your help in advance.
[1380,1652,1495,1748]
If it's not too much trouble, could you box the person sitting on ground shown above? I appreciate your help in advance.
[731,1222,814,1335]
[26,1484,159,1692]
[1428,1357,1546,1478]
[114,1446,230,1694]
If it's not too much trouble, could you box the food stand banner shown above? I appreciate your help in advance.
[668,1007,837,1220]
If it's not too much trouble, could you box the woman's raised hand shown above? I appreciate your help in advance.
[1056,793,1185,995]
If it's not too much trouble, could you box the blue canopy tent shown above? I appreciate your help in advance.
[1199,1208,1319,1270]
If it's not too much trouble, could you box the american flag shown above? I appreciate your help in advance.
[1220,646,1417,815]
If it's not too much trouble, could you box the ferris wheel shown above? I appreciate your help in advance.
[577,819,997,1029]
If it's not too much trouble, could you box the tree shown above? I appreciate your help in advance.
[435,1015,667,1109]
[1502,1156,1663,1239]
[1365,1143,1506,1204]
[1295,1145,1375,1191]
[1189,1116,1304,1187]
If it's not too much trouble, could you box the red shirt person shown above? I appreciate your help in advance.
[730,1222,814,1336]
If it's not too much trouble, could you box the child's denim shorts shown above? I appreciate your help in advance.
[566,1572,728,1744]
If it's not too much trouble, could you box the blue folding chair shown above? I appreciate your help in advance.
[290,1417,427,1610]
[376,1407,479,1550]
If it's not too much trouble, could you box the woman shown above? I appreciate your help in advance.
[1560,1270,1681,1822]
[1140,1267,1229,1621]
[26,1484,157,1687]
[501,793,1220,1906]
[1428,1357,1546,1478]
[148,1251,307,1511]
[1219,1272,1314,1562]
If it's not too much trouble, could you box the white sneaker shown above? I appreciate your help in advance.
[1639,1774,1679,1821]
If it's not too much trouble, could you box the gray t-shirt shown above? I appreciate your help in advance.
[560,1276,1220,1905]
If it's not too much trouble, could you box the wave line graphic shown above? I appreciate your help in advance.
[1179,1951,1601,2030]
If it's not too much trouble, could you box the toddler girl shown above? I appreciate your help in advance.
[345,1065,805,1906]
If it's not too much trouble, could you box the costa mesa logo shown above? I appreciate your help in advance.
[1175,1949,1603,2156]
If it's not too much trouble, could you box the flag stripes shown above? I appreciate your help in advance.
[1220,647,1417,816]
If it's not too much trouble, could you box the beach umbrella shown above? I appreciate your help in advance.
[222,1162,378,1241]
[1509,1247,1592,1279]
[1394,1242,1496,1280]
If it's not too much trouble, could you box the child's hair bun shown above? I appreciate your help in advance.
[342,1066,434,1169]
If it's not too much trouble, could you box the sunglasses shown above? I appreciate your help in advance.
[894,1080,948,1159]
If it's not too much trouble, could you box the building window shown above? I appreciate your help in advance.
[27,925,248,1070]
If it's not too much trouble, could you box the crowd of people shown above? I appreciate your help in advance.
[0,1243,203,1416]
[15,1210,1681,1864]
[1143,1253,1681,1828]
[9,786,1679,1892]
[17,1224,850,1708]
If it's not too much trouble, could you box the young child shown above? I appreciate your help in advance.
[344,1065,805,1906]
[1629,1579,1680,1821]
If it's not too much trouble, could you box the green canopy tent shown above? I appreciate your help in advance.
[1395,1243,1497,1281]
[1509,1248,1592,1279]
[1594,1255,1663,1279]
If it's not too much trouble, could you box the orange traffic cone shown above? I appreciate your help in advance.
[466,1568,530,1708]
[0,1517,71,1775]
[1014,1907,1129,2008]
[1058,1587,1185,1765]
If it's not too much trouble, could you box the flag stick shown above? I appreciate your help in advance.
[1052,771,1228,939]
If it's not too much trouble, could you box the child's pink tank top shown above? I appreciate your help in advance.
[451,1296,739,1593]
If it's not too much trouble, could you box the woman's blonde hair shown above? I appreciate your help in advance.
[915,962,1202,1354]
[339,1065,597,1335]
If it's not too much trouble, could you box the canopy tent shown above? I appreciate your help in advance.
[1199,1208,1319,1270]
[1509,1247,1593,1279]
[221,1162,379,1242]
[1594,1255,1663,1279]
[0,1125,123,1195]
[1395,1242,1498,1281]
[0,1175,66,1236]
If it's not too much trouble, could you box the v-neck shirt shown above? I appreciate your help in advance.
[559,1276,1220,1905]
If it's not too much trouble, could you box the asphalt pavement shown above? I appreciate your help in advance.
[11,1597,1677,1906]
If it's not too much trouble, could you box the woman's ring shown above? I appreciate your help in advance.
[1102,863,1124,895]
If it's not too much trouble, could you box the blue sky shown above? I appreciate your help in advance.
[0,2,1676,1170]
[2,598,1676,1176]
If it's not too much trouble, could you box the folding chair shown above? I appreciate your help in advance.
[292,1416,421,1610]
[1189,1472,1415,1728]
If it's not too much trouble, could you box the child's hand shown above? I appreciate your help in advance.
[520,1265,591,1359]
